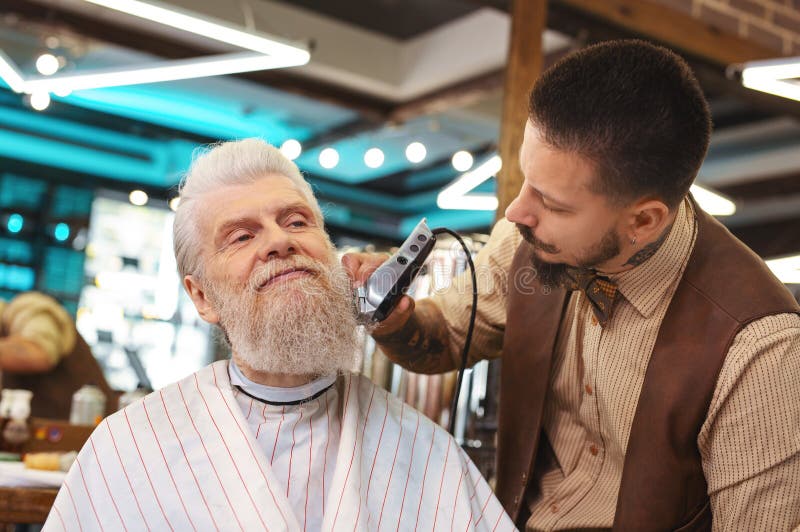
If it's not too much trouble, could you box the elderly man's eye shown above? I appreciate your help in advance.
[230,232,252,243]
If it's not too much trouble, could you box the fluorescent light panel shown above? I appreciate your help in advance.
[741,56,800,102]
[689,184,736,216]
[437,155,735,217]
[0,51,27,93]
[0,0,309,94]
[437,155,501,211]
[766,255,800,284]
[83,0,308,59]
[23,53,300,93]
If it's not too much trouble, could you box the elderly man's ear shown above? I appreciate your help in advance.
[183,275,220,324]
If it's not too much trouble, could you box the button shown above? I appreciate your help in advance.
[397,256,408,265]
[550,503,559,514]
[418,234,427,242]
[513,496,520,505]
[410,244,419,253]
[584,384,593,395]
[521,472,527,481]
[589,444,599,456]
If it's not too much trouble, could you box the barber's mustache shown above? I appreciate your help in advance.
[515,224,560,254]
[249,256,326,291]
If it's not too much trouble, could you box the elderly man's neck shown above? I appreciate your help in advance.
[234,358,315,387]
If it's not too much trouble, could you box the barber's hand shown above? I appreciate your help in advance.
[341,252,415,335]
[341,252,389,288]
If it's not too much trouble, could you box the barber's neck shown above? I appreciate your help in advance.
[596,208,678,276]
[233,356,315,387]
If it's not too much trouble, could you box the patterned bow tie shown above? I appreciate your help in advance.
[564,268,619,327]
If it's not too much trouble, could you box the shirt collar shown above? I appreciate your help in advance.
[228,359,336,405]
[609,198,697,318]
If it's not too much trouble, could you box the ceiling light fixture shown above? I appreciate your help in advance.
[438,155,501,211]
[280,139,302,160]
[129,190,149,206]
[739,56,800,102]
[437,154,737,216]
[35,53,60,76]
[364,147,384,169]
[319,148,339,169]
[0,0,310,94]
[405,142,427,164]
[689,184,736,216]
[29,92,51,111]
[451,150,474,172]
[765,254,800,284]
[0,51,27,93]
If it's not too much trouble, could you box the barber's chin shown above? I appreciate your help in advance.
[533,248,560,262]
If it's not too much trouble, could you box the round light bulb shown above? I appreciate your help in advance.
[319,148,339,169]
[29,92,50,111]
[405,142,427,164]
[129,190,149,206]
[452,150,474,172]
[7,214,24,233]
[280,139,302,160]
[36,53,60,76]
[169,197,181,212]
[54,223,70,242]
[53,87,72,98]
[364,147,385,169]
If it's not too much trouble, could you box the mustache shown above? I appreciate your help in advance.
[248,255,325,291]
[515,224,560,254]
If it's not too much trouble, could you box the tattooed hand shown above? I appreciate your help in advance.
[371,299,457,375]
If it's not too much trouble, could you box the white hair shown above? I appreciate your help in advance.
[173,138,324,278]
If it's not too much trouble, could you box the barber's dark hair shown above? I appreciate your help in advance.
[528,39,712,208]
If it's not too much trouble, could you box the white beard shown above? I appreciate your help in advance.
[205,254,362,377]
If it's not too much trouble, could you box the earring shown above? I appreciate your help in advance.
[630,236,637,246]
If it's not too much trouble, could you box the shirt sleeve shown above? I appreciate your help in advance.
[1,293,76,365]
[699,312,800,531]
[429,218,522,368]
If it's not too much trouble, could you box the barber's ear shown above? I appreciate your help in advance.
[183,275,220,324]
[628,199,670,240]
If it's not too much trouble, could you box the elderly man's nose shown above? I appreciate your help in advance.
[258,230,295,260]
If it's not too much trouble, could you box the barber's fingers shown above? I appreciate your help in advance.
[341,252,391,287]
[374,295,415,336]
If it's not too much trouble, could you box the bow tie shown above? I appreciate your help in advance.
[564,268,619,327]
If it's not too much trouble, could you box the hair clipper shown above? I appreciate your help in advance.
[356,218,436,322]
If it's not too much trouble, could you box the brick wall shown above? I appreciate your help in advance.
[654,0,800,55]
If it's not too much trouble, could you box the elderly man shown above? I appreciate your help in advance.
[45,139,513,531]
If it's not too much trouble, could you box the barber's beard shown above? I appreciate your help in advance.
[516,224,621,287]
[205,254,361,377]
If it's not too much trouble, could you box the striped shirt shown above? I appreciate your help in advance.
[231,369,340,532]
[46,361,516,531]
[433,198,800,530]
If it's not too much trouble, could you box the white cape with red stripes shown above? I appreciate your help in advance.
[44,361,515,531]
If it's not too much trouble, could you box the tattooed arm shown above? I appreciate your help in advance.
[372,298,460,374]
[346,219,521,375]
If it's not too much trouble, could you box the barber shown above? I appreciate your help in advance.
[0,292,116,419]
[343,40,800,530]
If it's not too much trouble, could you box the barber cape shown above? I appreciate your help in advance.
[45,361,514,531]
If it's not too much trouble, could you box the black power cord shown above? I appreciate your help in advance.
[432,228,478,436]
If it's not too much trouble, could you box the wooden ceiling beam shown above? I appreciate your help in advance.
[495,0,548,219]
[552,0,778,65]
